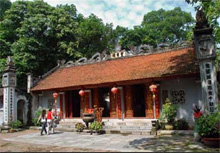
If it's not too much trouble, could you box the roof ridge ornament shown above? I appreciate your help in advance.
[63,41,191,68]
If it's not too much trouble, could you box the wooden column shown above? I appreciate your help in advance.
[93,88,99,107]
[110,92,117,118]
[145,84,154,118]
[116,89,122,119]
[69,91,73,118]
[124,86,133,118]
[80,96,84,117]
[65,91,69,118]
[59,94,63,119]
[155,87,160,118]
[85,91,90,111]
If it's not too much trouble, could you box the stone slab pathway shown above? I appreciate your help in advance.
[3,130,220,152]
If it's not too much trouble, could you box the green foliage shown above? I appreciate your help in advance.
[75,122,85,132]
[160,98,178,124]
[141,7,195,47]
[10,120,23,129]
[0,0,11,21]
[32,107,42,126]
[89,121,103,131]
[77,14,112,57]
[0,0,116,88]
[196,110,220,138]
[173,118,189,130]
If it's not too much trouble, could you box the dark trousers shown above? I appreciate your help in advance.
[41,122,47,134]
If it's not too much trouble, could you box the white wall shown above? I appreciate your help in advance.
[0,111,3,126]
[39,91,60,113]
[160,77,202,123]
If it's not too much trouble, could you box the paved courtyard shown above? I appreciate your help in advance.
[0,130,219,152]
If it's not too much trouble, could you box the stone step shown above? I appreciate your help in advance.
[104,129,151,135]
[56,127,76,132]
[56,127,151,135]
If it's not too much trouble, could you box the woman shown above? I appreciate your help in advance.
[37,109,47,135]
[46,108,54,135]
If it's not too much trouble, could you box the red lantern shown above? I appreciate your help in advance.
[149,84,157,94]
[53,92,59,99]
[79,90,85,97]
[111,87,118,94]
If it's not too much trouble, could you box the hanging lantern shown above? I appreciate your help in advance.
[111,87,118,94]
[79,90,85,97]
[53,92,59,99]
[149,84,157,94]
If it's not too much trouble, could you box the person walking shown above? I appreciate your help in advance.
[37,109,47,135]
[46,108,54,135]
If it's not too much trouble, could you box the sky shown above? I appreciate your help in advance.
[11,0,197,29]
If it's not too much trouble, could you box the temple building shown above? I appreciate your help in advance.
[1,9,218,133]
[30,45,202,125]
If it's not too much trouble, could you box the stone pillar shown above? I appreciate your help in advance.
[31,93,39,120]
[27,73,33,93]
[124,86,133,118]
[2,56,17,126]
[194,9,218,114]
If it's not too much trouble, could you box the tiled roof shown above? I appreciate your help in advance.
[31,47,199,91]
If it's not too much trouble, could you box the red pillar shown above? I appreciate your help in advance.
[155,87,160,118]
[110,92,117,118]
[69,91,73,118]
[124,86,133,118]
[116,89,122,119]
[59,94,63,119]
[93,88,99,107]
[85,91,90,112]
[65,91,69,118]
[145,84,154,118]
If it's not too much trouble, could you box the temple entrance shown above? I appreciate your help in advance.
[65,90,81,118]
[72,90,80,117]
[99,88,110,117]
[132,84,146,117]
[17,99,25,123]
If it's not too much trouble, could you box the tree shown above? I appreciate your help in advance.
[141,7,195,47]
[0,0,11,21]
[120,26,144,49]
[77,14,112,57]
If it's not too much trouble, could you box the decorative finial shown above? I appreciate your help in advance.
[5,56,15,71]
[195,8,209,29]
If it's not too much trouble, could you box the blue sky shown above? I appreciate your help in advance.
[11,0,197,29]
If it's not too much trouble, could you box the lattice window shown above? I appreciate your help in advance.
[170,90,186,104]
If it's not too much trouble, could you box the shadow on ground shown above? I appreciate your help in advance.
[128,135,220,152]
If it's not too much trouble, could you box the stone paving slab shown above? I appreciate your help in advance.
[4,131,220,152]
[5,132,153,152]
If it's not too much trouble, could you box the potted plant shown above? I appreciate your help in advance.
[89,121,103,135]
[196,106,220,147]
[10,120,23,132]
[75,122,85,132]
[159,98,178,130]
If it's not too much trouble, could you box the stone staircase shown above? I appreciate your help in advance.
[56,119,155,135]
